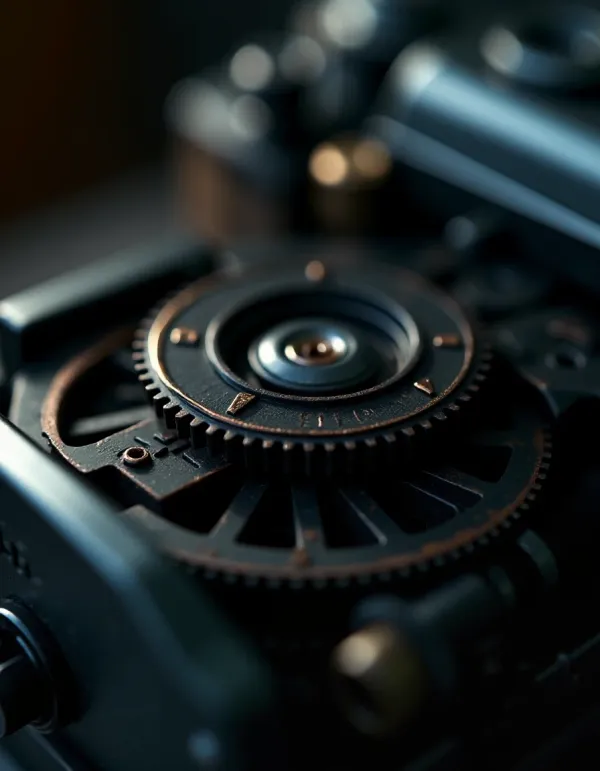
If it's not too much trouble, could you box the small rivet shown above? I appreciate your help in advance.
[170,327,200,346]
[122,446,151,467]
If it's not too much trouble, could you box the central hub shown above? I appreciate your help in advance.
[284,335,346,367]
[250,318,375,393]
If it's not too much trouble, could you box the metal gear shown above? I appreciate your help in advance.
[34,329,551,586]
[134,256,492,475]
[122,375,553,585]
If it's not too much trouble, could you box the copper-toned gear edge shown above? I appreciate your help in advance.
[41,327,139,465]
[140,267,487,438]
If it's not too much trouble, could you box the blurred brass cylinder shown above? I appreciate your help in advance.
[308,134,393,235]
[331,623,427,737]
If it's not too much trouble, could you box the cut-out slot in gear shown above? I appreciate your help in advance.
[135,257,493,475]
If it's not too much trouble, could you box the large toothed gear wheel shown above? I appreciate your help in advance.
[134,257,492,474]
[34,326,551,587]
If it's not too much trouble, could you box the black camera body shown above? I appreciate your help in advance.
[4,2,600,771]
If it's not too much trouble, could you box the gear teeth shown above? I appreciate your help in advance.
[343,441,358,476]
[382,433,400,465]
[162,402,180,428]
[383,438,398,465]
[152,393,169,417]
[263,440,282,474]
[303,443,316,477]
[206,424,223,456]
[324,443,338,476]
[243,437,260,473]
[190,418,208,448]
[224,431,241,462]
[282,442,296,475]
[175,410,192,438]
[363,437,379,474]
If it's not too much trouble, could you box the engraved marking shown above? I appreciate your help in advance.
[305,260,326,282]
[226,392,256,415]
[300,412,310,428]
[318,414,324,428]
[170,327,200,346]
[354,408,376,422]
[414,378,435,396]
[433,334,462,348]
[153,446,169,458]
[332,412,342,427]
[133,435,151,447]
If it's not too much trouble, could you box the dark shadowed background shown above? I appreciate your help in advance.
[0,2,294,294]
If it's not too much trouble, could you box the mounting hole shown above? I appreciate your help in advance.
[122,446,151,467]
[545,348,587,370]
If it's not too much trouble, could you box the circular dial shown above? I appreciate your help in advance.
[135,258,491,474]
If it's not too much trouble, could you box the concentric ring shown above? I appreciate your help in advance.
[135,257,492,474]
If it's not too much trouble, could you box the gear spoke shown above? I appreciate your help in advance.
[338,488,406,545]
[418,467,489,501]
[291,485,328,561]
[210,483,268,546]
